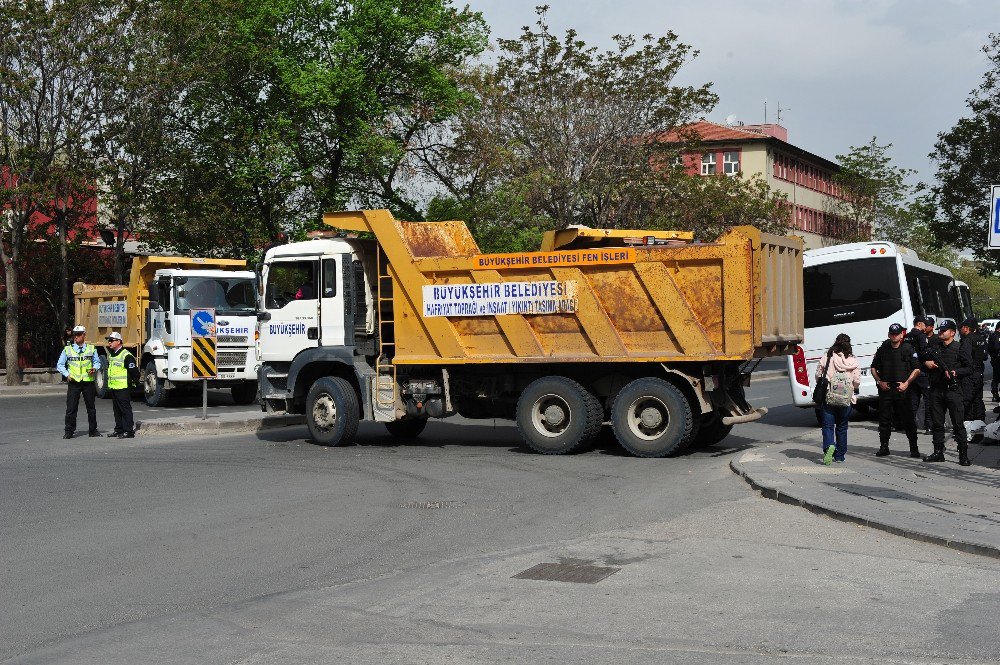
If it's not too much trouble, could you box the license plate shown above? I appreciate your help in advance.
[219,372,236,379]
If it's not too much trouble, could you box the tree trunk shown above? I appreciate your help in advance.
[57,206,69,333]
[4,263,20,386]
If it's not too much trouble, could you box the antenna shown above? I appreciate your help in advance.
[725,114,738,126]
[776,101,790,125]
[764,97,767,124]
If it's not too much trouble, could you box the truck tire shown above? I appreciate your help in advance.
[692,415,733,448]
[515,376,602,455]
[306,377,360,446]
[385,418,427,439]
[94,359,110,399]
[611,378,694,458]
[231,382,258,405]
[142,360,169,407]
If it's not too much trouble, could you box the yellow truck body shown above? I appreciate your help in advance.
[323,209,803,365]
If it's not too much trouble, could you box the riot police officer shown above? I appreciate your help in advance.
[959,317,987,435]
[923,320,973,466]
[104,332,140,438]
[870,323,921,457]
[905,316,933,434]
[988,324,1000,402]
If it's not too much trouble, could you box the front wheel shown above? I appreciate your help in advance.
[385,419,428,439]
[231,382,258,405]
[611,378,694,458]
[515,376,602,455]
[142,360,169,407]
[306,377,360,446]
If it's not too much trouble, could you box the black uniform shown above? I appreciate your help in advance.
[925,338,973,462]
[871,340,919,454]
[988,329,1000,400]
[107,347,140,436]
[904,327,932,431]
[960,330,987,422]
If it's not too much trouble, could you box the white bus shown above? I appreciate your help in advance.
[787,241,973,413]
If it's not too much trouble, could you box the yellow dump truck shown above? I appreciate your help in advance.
[257,209,803,457]
[74,256,260,406]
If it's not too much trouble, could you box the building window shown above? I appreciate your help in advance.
[723,151,740,175]
[701,153,716,175]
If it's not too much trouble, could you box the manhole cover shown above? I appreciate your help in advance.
[512,562,620,584]
[399,501,459,509]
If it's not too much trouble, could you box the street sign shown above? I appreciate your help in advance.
[190,308,216,338]
[190,308,217,379]
[988,185,1000,248]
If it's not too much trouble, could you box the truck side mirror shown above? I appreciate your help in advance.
[257,311,271,322]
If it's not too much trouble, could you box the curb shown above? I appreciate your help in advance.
[730,455,1000,560]
[751,369,788,379]
[138,414,305,435]
[0,386,69,397]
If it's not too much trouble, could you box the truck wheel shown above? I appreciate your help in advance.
[385,419,427,439]
[611,378,694,458]
[515,376,602,455]
[94,360,110,400]
[230,382,258,405]
[142,360,169,407]
[692,415,733,448]
[306,377,360,446]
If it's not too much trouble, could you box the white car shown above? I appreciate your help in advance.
[980,318,999,333]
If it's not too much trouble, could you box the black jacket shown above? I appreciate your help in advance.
[871,340,918,383]
[904,328,930,364]
[960,331,987,372]
[988,330,1000,361]
[925,339,973,388]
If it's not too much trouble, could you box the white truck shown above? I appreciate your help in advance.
[74,256,260,406]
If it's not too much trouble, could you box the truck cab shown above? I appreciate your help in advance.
[142,268,260,405]
[256,239,376,414]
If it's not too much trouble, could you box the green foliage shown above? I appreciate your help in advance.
[832,138,918,245]
[931,33,1000,273]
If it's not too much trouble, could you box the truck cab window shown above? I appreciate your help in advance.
[266,261,318,308]
[322,259,337,298]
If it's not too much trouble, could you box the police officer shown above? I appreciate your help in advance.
[104,332,139,438]
[56,325,102,439]
[959,317,987,434]
[923,319,973,466]
[988,324,1000,402]
[905,316,933,435]
[871,323,921,457]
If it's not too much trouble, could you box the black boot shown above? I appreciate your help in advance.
[923,446,945,462]
[909,440,921,458]
[958,443,971,466]
[875,444,890,457]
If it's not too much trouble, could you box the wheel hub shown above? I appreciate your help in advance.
[639,406,663,428]
[627,396,669,441]
[312,394,338,429]
[531,394,572,438]
[543,404,567,427]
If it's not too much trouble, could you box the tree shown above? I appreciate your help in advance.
[832,138,917,245]
[931,33,1000,272]
[0,0,103,384]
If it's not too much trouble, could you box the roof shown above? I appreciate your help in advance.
[656,120,841,171]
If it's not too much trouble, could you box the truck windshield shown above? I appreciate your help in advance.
[174,277,257,315]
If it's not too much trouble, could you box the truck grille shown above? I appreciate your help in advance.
[218,335,250,344]
[217,350,248,368]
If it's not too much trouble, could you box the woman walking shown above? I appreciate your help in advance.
[816,333,862,464]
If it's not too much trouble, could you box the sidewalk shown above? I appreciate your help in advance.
[0,383,67,397]
[732,416,1000,558]
[137,411,304,435]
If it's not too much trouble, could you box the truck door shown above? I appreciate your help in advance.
[319,256,347,347]
[259,258,320,362]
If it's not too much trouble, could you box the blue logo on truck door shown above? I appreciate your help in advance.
[268,323,307,335]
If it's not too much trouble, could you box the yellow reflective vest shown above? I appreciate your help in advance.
[64,344,96,382]
[107,349,135,390]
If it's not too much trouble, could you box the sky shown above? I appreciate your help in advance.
[467,0,996,185]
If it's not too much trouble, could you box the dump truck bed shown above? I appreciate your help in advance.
[326,210,803,365]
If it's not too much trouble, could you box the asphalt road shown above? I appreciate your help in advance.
[1,376,998,664]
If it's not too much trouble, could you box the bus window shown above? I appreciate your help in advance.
[903,264,960,321]
[803,257,902,327]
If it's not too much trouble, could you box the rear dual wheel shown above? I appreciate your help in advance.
[611,378,695,458]
[516,376,603,455]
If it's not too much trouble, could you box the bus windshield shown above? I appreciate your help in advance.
[174,277,257,316]
[803,257,902,328]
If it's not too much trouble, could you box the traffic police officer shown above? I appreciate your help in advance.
[905,316,933,434]
[870,323,921,457]
[959,317,987,431]
[923,319,973,466]
[105,332,139,438]
[56,325,102,439]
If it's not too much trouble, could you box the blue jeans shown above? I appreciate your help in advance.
[820,404,852,461]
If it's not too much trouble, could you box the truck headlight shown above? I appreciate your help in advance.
[180,352,189,361]
[181,365,189,374]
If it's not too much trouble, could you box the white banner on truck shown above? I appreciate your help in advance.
[423,281,577,317]
[97,301,127,327]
